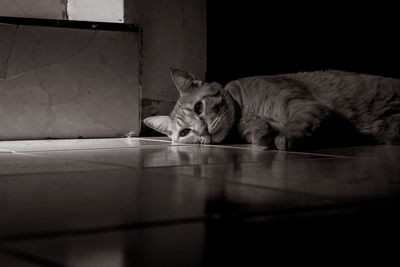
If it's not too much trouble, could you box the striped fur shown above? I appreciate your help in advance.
[144,69,400,150]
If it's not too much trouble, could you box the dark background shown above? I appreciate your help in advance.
[206,1,400,85]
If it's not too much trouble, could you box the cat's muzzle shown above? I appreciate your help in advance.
[200,135,211,144]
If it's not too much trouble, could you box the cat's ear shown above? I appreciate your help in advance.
[170,68,197,94]
[143,116,172,136]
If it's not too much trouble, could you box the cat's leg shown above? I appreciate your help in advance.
[274,101,332,150]
[239,111,278,149]
[373,115,400,145]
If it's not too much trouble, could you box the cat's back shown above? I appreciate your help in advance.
[226,70,400,109]
[224,70,348,107]
[225,70,400,144]
[224,74,308,109]
[285,70,400,117]
[289,70,398,97]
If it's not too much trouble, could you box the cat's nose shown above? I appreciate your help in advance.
[205,125,210,134]
[196,125,209,136]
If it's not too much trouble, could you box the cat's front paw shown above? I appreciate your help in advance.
[275,135,288,150]
[239,118,277,149]
[274,135,300,151]
[252,132,275,149]
[249,125,277,149]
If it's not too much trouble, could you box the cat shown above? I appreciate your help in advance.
[143,68,400,150]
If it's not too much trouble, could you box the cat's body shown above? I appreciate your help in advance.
[144,69,400,150]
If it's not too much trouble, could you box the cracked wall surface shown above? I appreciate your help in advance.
[125,0,206,102]
[0,24,140,140]
[0,0,123,23]
[1,0,207,138]
[124,0,207,136]
[0,0,67,20]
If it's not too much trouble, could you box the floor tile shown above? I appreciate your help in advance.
[22,144,337,171]
[172,154,400,201]
[0,250,42,267]
[1,138,399,266]
[3,200,400,267]
[2,223,204,267]
[313,145,400,159]
[0,166,330,238]
[0,152,123,176]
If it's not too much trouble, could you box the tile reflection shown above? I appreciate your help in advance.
[140,145,325,168]
[1,139,399,266]
[172,147,400,201]
[3,223,205,267]
[0,250,41,267]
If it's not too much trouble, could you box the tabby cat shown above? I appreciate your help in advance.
[144,68,400,150]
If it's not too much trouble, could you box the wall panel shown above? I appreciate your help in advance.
[0,23,140,140]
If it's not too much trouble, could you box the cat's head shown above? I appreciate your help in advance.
[144,69,235,144]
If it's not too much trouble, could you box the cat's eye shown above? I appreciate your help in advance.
[179,128,191,137]
[213,91,221,97]
[194,102,203,115]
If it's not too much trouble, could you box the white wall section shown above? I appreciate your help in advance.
[67,0,124,23]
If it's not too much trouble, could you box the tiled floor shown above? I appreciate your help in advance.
[0,138,399,266]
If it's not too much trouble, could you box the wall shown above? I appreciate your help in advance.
[0,0,124,23]
[0,0,141,140]
[125,0,206,101]
[0,0,67,19]
[0,24,140,140]
[124,0,207,135]
[0,0,207,139]
[207,1,400,84]
[0,0,207,101]
[68,0,124,23]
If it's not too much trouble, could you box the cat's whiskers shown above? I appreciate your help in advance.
[209,105,230,134]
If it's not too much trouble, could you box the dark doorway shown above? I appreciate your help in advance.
[206,1,400,85]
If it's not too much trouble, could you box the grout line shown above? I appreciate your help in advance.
[0,167,130,178]
[0,217,205,242]
[0,245,66,267]
[136,138,354,159]
[0,155,344,178]
[0,148,16,153]
[1,138,353,158]
[0,149,350,178]
[131,137,172,143]
[224,178,337,201]
[148,167,337,201]
[0,148,38,157]
[0,144,186,154]
[200,144,354,158]
[2,197,398,243]
[279,151,354,159]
